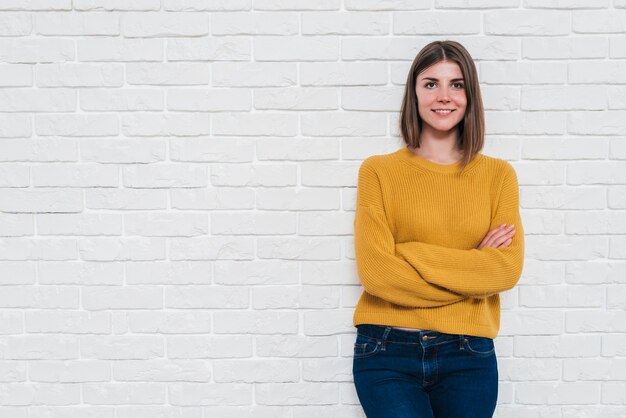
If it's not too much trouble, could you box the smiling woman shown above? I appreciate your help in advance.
[352,40,523,418]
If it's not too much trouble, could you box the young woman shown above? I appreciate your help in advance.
[351,40,525,417]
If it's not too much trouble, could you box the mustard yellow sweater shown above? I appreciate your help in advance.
[353,146,525,339]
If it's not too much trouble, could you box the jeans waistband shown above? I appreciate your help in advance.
[356,324,466,344]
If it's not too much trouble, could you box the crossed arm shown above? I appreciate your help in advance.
[354,159,524,306]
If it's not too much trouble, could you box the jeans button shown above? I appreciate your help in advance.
[422,335,428,342]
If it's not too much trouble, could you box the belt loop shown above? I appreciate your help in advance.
[381,326,392,351]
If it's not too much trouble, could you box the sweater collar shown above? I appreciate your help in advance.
[395,146,484,174]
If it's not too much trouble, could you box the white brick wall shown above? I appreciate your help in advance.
[0,2,624,417]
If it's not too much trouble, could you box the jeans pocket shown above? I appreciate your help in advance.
[462,336,495,357]
[353,334,382,359]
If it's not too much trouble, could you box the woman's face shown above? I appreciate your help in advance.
[415,60,467,135]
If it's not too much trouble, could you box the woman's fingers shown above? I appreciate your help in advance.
[478,224,515,249]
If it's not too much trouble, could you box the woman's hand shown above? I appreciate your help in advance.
[477,224,515,250]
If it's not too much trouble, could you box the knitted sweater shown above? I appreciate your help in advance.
[353,146,525,339]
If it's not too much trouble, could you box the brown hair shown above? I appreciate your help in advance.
[399,40,485,170]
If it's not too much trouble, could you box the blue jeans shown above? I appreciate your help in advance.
[352,324,498,418]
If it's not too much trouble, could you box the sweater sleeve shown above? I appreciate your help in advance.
[394,162,525,298]
[353,160,467,308]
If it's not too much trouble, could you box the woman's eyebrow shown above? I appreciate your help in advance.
[421,77,465,81]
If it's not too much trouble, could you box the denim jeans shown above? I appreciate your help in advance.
[352,324,498,418]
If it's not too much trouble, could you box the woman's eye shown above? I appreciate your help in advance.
[424,82,464,89]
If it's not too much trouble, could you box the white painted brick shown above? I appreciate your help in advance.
[566,310,626,332]
[125,261,212,285]
[0,0,70,10]
[255,0,338,11]
[486,11,570,35]
[212,62,296,87]
[252,285,340,309]
[256,382,339,405]
[164,0,251,11]
[166,335,252,359]
[35,12,119,36]
[569,61,626,83]
[80,336,163,359]
[0,39,74,63]
[36,63,123,87]
[35,114,118,137]
[515,382,599,405]
[0,336,78,359]
[167,88,250,111]
[0,360,26,381]
[210,164,295,187]
[80,89,163,111]
[29,360,109,383]
[0,262,35,285]
[38,262,123,285]
[80,139,166,163]
[165,285,248,308]
[32,164,119,187]
[254,87,337,110]
[519,285,603,308]
[573,10,626,33]
[37,214,121,235]
[128,311,211,333]
[211,212,295,235]
[609,185,626,208]
[212,12,299,35]
[255,36,339,61]
[300,62,387,86]
[0,239,77,261]
[126,63,210,85]
[115,406,202,418]
[436,0,517,8]
[26,311,110,333]
[566,260,624,284]
[0,311,23,334]
[0,139,76,161]
[123,164,207,188]
[0,89,75,112]
[78,238,166,261]
[82,383,166,404]
[0,13,31,36]
[123,12,209,37]
[521,85,605,110]
[112,359,210,381]
[167,38,250,61]
[0,189,82,213]
[0,383,80,405]
[523,36,607,59]
[395,11,480,35]
[122,113,209,136]
[85,189,167,210]
[298,211,353,235]
[257,237,341,260]
[74,0,160,11]
[170,138,254,162]
[170,188,254,210]
[168,382,251,406]
[77,38,163,62]
[522,137,608,160]
[0,164,28,187]
[303,12,389,35]
[213,260,299,285]
[169,236,254,260]
[28,405,109,418]
[213,359,299,382]
[567,161,626,184]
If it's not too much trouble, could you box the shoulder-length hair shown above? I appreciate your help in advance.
[399,40,485,170]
